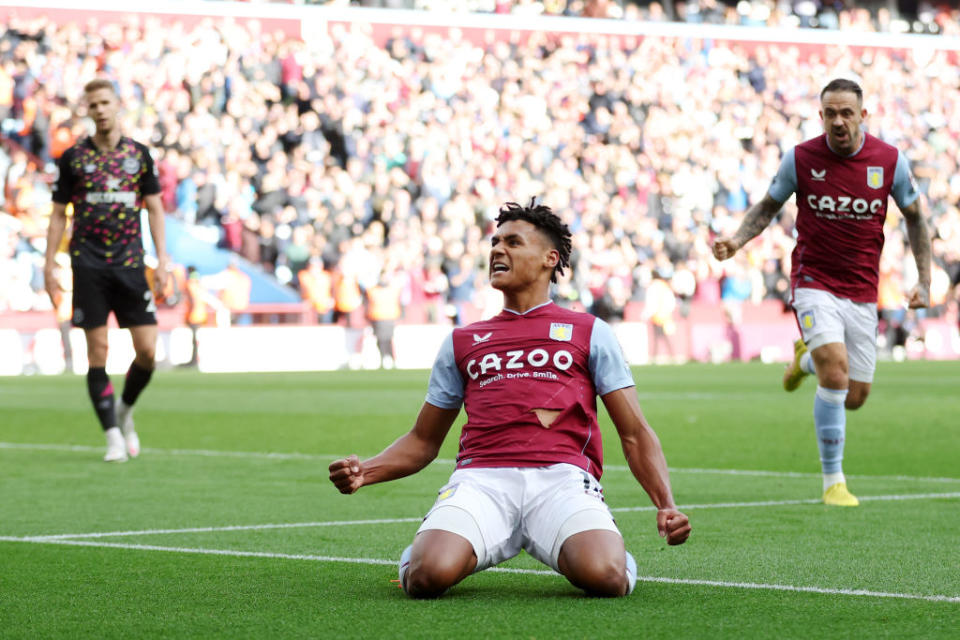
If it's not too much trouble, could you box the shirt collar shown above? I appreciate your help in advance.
[502,300,554,316]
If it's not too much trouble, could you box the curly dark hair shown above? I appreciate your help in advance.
[495,198,572,284]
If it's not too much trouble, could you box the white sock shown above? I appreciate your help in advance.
[398,544,413,593]
[625,550,637,595]
[800,352,816,375]
[117,400,135,434]
[823,471,846,492]
[105,426,124,446]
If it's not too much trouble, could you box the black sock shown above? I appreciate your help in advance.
[121,362,154,406]
[86,367,116,432]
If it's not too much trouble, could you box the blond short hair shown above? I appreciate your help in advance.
[83,78,117,96]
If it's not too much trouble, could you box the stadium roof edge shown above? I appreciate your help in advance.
[3,0,960,52]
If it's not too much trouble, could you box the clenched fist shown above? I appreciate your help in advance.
[712,238,740,261]
[329,454,365,494]
[657,508,691,546]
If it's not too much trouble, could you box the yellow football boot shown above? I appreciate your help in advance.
[822,482,860,507]
[783,338,810,392]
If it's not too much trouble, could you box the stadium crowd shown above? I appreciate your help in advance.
[1,6,959,348]
[257,0,959,35]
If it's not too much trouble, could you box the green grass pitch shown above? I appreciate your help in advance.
[1,361,958,638]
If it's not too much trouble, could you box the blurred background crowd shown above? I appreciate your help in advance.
[1,1,959,356]
[235,0,958,35]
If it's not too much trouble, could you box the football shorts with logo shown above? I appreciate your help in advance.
[792,286,877,383]
[417,463,621,573]
[72,266,157,329]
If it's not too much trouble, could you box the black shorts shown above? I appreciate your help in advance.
[71,266,157,329]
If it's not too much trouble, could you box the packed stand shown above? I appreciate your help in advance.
[1,10,959,351]
[251,0,959,34]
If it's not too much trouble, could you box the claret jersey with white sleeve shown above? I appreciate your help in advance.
[768,132,919,303]
[425,301,635,479]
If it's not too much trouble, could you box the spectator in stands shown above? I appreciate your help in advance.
[878,246,907,358]
[1,8,958,370]
[420,259,450,324]
[365,266,404,369]
[183,265,209,367]
[444,242,478,326]
[208,259,252,326]
[331,255,365,328]
[641,270,678,364]
[299,255,335,324]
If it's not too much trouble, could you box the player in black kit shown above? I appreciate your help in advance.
[43,78,169,462]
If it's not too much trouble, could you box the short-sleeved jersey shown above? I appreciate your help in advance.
[52,136,161,270]
[425,302,635,478]
[768,133,918,303]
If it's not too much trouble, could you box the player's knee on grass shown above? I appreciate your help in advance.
[404,530,477,599]
[558,529,628,597]
[405,555,469,599]
[572,557,629,598]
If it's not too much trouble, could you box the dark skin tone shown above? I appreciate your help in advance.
[330,219,690,598]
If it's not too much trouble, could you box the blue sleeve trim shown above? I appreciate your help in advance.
[767,148,796,204]
[891,150,920,209]
[589,319,636,396]
[424,333,464,409]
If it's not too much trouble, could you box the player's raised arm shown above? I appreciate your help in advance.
[899,199,932,309]
[600,387,690,545]
[712,193,785,261]
[328,402,460,494]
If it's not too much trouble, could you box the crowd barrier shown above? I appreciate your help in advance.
[2,301,957,375]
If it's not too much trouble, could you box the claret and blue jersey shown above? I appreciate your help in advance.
[425,301,635,478]
[768,132,919,303]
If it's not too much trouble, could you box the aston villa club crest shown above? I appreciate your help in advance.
[549,323,573,341]
[866,167,884,189]
[437,484,459,501]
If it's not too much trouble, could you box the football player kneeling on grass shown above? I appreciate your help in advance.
[330,200,690,598]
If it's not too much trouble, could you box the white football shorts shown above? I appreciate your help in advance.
[791,286,878,383]
[416,463,620,573]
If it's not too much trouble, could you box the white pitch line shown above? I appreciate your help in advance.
[18,492,960,541]
[637,576,960,603]
[3,442,959,485]
[27,518,424,541]
[0,536,956,604]
[612,492,960,513]
[0,442,336,462]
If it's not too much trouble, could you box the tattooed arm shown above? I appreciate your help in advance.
[900,198,932,308]
[711,193,784,261]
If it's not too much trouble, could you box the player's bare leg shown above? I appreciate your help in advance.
[845,380,871,410]
[116,325,158,458]
[85,325,109,369]
[557,529,631,597]
[401,530,477,598]
[810,343,858,506]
